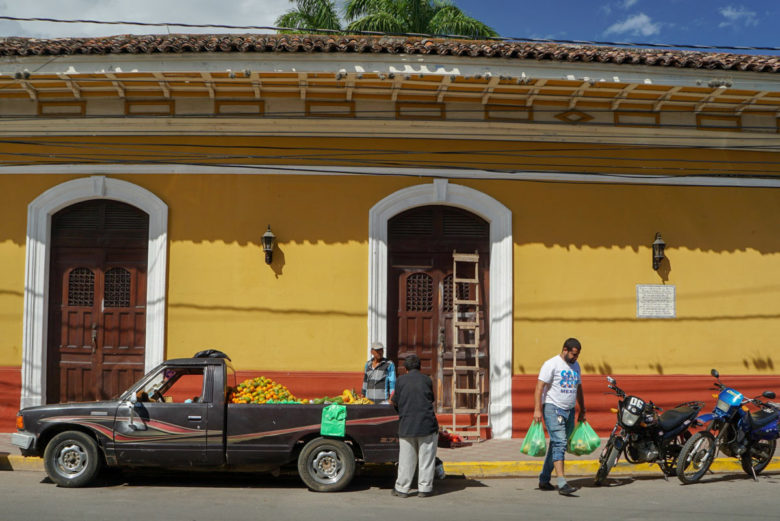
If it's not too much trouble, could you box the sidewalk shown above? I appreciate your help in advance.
[437,437,780,478]
[3,432,779,478]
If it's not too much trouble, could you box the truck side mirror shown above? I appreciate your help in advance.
[125,392,146,430]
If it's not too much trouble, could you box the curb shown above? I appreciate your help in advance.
[1,454,44,472]
[4,453,780,478]
[442,457,780,478]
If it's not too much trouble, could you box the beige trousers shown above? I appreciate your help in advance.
[395,432,438,494]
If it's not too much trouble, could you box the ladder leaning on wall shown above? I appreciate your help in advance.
[450,250,482,441]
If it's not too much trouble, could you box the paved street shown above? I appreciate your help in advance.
[1,467,779,521]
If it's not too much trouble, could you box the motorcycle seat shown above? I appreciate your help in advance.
[659,406,698,431]
[748,409,779,428]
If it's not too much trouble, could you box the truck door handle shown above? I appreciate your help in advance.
[187,416,202,421]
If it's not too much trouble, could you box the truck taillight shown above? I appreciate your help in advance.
[16,413,24,430]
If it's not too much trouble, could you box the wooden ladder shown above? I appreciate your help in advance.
[450,250,482,441]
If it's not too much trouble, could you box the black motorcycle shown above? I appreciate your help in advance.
[594,376,704,485]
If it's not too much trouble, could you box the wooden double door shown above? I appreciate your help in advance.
[47,200,149,403]
[387,206,490,413]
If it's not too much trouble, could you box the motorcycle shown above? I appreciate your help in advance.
[676,369,779,484]
[594,376,704,486]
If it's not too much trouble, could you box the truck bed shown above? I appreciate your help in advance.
[225,403,399,466]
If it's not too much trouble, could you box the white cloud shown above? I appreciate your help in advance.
[604,12,660,37]
[601,0,638,16]
[0,0,291,38]
[718,5,759,28]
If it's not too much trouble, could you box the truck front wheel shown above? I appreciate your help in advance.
[43,431,102,487]
[297,437,356,492]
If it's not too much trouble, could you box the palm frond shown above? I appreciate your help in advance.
[344,0,394,21]
[428,5,498,38]
[276,0,343,33]
[346,12,405,34]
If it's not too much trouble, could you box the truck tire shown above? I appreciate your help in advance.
[43,431,102,487]
[297,437,356,492]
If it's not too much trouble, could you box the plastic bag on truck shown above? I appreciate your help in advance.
[520,421,546,457]
[567,421,600,455]
[320,403,347,437]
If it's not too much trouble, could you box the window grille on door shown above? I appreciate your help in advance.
[67,268,95,306]
[443,274,472,313]
[104,267,131,307]
[406,273,433,312]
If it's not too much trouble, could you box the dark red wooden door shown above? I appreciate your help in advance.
[47,200,148,403]
[388,206,489,413]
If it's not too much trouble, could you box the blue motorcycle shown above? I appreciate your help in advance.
[677,369,779,484]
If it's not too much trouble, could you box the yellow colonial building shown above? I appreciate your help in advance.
[1,35,779,436]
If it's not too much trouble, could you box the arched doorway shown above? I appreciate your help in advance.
[388,206,490,414]
[368,179,514,438]
[22,176,168,408]
[47,200,149,402]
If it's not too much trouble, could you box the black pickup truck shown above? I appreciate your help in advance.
[12,354,399,491]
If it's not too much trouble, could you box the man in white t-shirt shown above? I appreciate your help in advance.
[533,337,586,496]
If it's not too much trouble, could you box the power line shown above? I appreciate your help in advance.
[5,136,780,158]
[0,16,778,53]
[1,134,779,156]
[1,154,777,182]
[1,145,778,175]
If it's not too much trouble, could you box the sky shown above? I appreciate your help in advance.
[0,0,777,53]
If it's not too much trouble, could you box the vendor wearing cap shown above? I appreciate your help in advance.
[362,342,396,403]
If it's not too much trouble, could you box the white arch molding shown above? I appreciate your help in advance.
[21,176,168,409]
[368,179,514,438]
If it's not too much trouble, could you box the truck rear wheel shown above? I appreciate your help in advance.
[43,431,102,487]
[297,437,355,492]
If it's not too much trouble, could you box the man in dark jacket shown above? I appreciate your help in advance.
[390,354,439,498]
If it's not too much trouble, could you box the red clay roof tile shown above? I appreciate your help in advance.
[0,35,777,73]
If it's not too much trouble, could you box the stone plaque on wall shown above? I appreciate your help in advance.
[636,284,676,319]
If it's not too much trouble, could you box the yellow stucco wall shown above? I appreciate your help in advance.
[1,174,778,376]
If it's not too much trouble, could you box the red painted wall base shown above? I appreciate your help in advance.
[0,366,21,432]
[4,368,780,438]
[512,374,780,437]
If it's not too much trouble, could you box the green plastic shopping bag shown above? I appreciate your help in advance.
[520,421,547,457]
[320,403,347,437]
[567,421,600,455]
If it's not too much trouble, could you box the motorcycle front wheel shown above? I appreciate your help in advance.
[677,431,716,484]
[741,438,776,477]
[594,435,621,486]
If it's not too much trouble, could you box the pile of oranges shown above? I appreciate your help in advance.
[229,376,306,404]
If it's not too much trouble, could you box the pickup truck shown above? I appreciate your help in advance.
[12,353,399,491]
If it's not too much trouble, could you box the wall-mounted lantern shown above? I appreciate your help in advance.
[652,232,666,270]
[262,225,276,265]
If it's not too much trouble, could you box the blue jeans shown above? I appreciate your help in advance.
[539,403,575,484]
